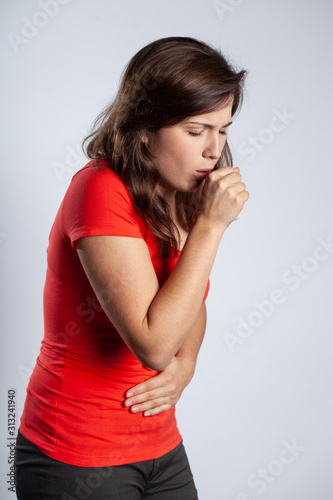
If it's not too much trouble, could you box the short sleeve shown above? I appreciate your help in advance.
[61,163,144,249]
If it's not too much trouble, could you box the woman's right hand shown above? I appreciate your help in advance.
[198,166,249,231]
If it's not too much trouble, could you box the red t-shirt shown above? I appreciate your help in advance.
[19,160,209,467]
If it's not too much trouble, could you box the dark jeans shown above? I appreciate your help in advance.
[15,429,198,499]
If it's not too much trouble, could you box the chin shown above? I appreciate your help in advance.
[177,182,202,194]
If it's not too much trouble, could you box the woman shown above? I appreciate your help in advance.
[15,36,249,499]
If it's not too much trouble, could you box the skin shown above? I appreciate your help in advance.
[124,104,237,416]
[147,104,235,212]
[76,102,249,417]
[123,302,207,416]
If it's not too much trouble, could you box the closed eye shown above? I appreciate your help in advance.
[188,131,227,137]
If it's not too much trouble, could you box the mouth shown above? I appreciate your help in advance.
[194,169,212,180]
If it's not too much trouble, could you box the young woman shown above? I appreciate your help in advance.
[15,36,249,499]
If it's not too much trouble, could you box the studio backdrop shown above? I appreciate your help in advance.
[1,1,332,499]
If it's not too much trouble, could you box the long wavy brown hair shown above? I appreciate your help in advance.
[82,36,247,257]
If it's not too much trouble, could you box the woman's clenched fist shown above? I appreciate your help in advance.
[197,166,249,231]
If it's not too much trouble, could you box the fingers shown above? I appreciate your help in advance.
[225,181,247,194]
[209,168,242,185]
[123,371,179,417]
[124,372,173,401]
[123,357,187,417]
[126,397,173,417]
[125,372,173,399]
[213,165,235,177]
[213,165,240,176]
[198,163,249,230]
[124,377,176,407]
[124,392,174,417]
[124,386,167,408]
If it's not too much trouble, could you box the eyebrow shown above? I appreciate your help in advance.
[185,120,233,129]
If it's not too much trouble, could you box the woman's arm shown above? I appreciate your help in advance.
[76,220,217,371]
[173,301,207,384]
[76,166,248,371]
[123,303,207,416]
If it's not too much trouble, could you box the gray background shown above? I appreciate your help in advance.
[1,0,333,498]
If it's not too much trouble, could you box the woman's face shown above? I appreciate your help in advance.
[148,103,233,203]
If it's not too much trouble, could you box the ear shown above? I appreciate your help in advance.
[141,130,149,145]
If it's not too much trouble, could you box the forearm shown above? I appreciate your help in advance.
[174,302,207,385]
[77,167,245,372]
[141,217,223,369]
[123,303,207,416]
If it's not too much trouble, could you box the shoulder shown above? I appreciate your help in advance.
[71,160,130,196]
[60,159,147,248]
[63,159,137,213]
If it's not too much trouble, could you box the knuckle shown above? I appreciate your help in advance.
[146,390,156,400]
[226,185,237,197]
[216,177,227,189]
[205,174,214,186]
[169,383,177,395]
[164,373,173,384]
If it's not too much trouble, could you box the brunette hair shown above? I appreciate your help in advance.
[82,36,247,257]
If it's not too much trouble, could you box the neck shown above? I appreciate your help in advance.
[156,184,176,212]
[155,184,188,231]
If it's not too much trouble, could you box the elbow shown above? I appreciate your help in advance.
[144,359,171,372]
[124,325,176,371]
[136,349,173,372]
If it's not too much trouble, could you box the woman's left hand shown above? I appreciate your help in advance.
[123,356,194,416]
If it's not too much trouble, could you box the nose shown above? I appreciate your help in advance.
[202,134,225,160]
